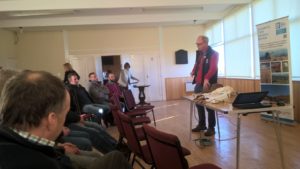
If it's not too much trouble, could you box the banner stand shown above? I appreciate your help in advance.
[256,16,294,124]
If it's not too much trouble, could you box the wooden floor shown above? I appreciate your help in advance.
[107,100,300,169]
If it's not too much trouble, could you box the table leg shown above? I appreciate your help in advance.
[190,101,194,140]
[215,111,220,140]
[236,113,241,169]
[272,111,285,169]
[138,87,146,104]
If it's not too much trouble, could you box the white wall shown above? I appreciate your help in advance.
[0,25,204,100]
[161,25,204,78]
[0,29,17,69]
[15,31,66,78]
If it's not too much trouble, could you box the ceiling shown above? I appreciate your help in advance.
[0,0,251,31]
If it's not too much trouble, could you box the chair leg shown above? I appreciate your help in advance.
[127,152,132,162]
[135,158,146,169]
[117,136,124,145]
[151,110,156,126]
[131,154,146,169]
[131,154,136,167]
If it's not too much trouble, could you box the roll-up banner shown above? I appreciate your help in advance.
[256,16,294,123]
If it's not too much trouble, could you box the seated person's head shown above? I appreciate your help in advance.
[108,73,116,81]
[124,62,130,69]
[88,72,98,82]
[63,63,73,71]
[0,70,70,141]
[67,72,79,85]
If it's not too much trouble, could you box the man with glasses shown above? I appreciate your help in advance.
[190,35,219,136]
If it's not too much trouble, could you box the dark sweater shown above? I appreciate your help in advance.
[0,127,73,169]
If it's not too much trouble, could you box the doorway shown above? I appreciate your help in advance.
[99,55,121,84]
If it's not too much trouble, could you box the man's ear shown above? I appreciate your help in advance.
[46,112,57,130]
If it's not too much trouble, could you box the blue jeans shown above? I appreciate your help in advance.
[83,104,111,116]
[63,130,93,151]
[68,121,117,154]
[194,84,216,129]
[83,103,112,122]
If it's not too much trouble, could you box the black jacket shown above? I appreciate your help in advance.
[0,127,73,169]
[65,84,93,113]
[65,84,95,126]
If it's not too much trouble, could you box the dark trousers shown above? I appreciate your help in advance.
[194,84,216,129]
[68,121,117,154]
[63,130,93,151]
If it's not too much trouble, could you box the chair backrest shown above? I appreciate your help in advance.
[111,107,125,138]
[122,89,136,110]
[106,82,123,98]
[143,124,188,169]
[119,112,143,156]
[110,94,123,112]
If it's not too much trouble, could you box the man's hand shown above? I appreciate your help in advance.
[203,79,211,91]
[79,115,86,126]
[190,72,194,77]
[58,142,80,154]
[62,127,70,136]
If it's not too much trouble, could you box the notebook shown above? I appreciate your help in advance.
[232,91,272,109]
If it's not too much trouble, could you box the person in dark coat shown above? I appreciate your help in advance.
[0,70,132,169]
[0,70,73,169]
[63,62,80,84]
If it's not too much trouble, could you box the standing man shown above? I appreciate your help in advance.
[118,62,139,90]
[191,35,219,136]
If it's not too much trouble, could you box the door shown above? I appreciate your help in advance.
[69,55,96,89]
[121,52,163,102]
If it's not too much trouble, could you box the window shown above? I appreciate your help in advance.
[223,5,253,78]
[205,0,300,80]
[205,21,225,76]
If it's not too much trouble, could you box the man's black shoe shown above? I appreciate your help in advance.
[204,128,215,136]
[192,126,207,132]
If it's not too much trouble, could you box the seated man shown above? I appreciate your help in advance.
[105,72,125,112]
[60,126,93,151]
[0,70,131,169]
[87,72,113,126]
[65,109,119,154]
[106,72,123,98]
[65,73,119,153]
[66,72,111,123]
